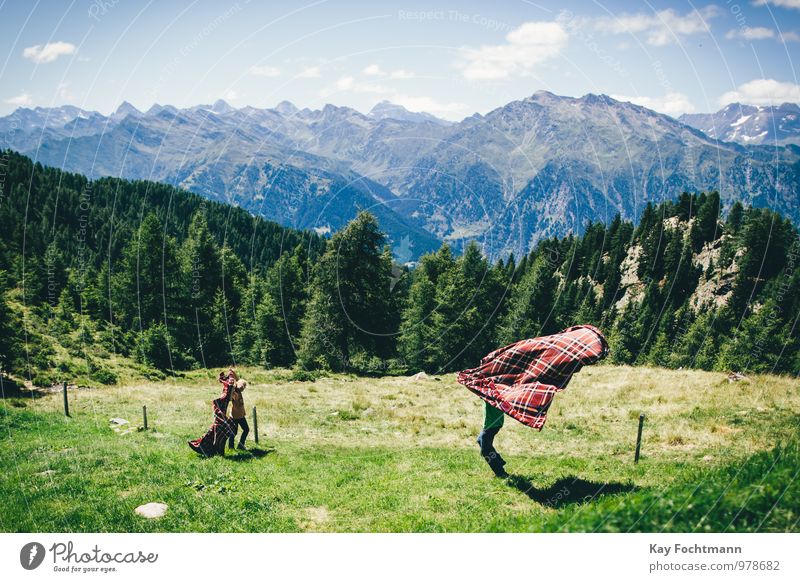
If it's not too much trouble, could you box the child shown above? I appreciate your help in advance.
[458,325,609,477]
[188,369,237,457]
[228,378,250,450]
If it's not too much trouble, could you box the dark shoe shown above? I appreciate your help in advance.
[237,443,247,450]
[483,451,508,478]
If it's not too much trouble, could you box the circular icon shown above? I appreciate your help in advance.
[20,542,46,570]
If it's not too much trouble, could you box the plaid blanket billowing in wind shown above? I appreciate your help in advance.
[457,325,609,430]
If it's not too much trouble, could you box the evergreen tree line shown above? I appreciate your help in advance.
[0,150,325,383]
[1,151,798,385]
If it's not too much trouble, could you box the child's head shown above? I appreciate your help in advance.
[235,379,247,391]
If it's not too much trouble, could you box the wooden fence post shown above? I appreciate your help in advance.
[143,405,148,430]
[62,381,69,417]
[634,413,645,463]
[252,406,258,444]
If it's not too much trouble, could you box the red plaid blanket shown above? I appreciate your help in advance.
[457,325,609,430]
[188,377,237,456]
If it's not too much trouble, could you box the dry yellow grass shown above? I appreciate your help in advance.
[2,364,798,532]
[34,364,800,471]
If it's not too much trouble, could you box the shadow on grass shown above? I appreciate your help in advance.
[0,376,52,399]
[505,475,636,507]
[223,447,276,462]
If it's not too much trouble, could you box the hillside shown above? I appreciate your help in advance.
[1,366,798,532]
[0,150,325,386]
[0,152,798,387]
[3,92,800,257]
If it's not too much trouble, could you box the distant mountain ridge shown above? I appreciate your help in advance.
[680,102,800,146]
[3,92,800,258]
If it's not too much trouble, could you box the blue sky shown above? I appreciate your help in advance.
[1,0,799,119]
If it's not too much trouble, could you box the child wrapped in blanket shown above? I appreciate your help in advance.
[188,368,238,457]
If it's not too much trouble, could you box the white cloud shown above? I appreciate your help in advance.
[363,64,414,79]
[324,75,390,96]
[5,92,33,106]
[611,92,696,116]
[719,78,800,105]
[56,81,73,101]
[22,41,76,64]
[589,6,720,46]
[726,26,776,40]
[223,89,240,101]
[389,69,414,79]
[297,66,321,78]
[336,76,355,90]
[725,25,800,42]
[457,20,568,80]
[389,94,470,119]
[752,0,800,10]
[321,73,468,120]
[249,65,281,77]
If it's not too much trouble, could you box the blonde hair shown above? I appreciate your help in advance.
[235,379,247,391]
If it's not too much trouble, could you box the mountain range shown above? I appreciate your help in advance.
[680,102,800,146]
[3,91,799,260]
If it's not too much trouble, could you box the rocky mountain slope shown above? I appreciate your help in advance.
[3,92,799,258]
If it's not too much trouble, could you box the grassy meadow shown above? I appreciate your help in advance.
[0,365,798,532]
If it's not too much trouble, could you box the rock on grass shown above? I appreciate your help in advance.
[135,502,168,519]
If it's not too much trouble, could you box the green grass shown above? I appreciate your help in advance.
[0,365,798,532]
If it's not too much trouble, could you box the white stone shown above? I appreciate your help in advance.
[135,502,168,519]
[109,418,129,425]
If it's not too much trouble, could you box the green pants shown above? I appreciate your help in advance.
[483,401,505,430]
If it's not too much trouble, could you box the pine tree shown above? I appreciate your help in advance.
[0,271,21,374]
[726,201,744,235]
[498,254,557,345]
[181,211,221,313]
[297,280,348,371]
[297,212,394,371]
[574,282,601,325]
[179,211,224,361]
[671,310,717,370]
[729,209,791,316]
[262,251,308,365]
[398,268,439,372]
[112,212,181,330]
[690,191,721,251]
[219,243,247,314]
[602,219,633,309]
[715,299,789,373]
[432,241,500,371]
[233,276,263,366]
[134,322,176,370]
[664,237,700,309]
[199,288,234,367]
[608,301,642,365]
